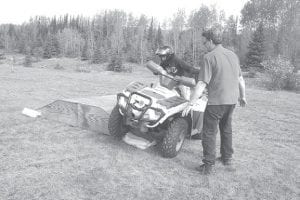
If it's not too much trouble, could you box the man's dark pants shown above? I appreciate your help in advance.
[202,105,236,165]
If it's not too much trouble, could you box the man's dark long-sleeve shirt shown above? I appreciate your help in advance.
[160,55,199,78]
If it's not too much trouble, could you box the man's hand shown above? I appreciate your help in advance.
[239,97,247,107]
[182,103,193,117]
[238,76,246,107]
[161,70,167,76]
[182,81,207,117]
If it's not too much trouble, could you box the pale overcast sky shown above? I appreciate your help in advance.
[0,0,248,24]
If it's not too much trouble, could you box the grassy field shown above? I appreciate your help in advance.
[0,55,299,200]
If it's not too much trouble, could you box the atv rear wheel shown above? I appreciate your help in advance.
[108,105,128,139]
[160,117,188,158]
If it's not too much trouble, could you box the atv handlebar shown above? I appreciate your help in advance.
[146,60,170,77]
[174,76,196,88]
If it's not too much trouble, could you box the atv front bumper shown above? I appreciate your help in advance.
[117,92,165,127]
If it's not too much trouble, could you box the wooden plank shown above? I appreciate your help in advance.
[40,100,78,126]
[40,95,117,135]
[64,95,117,113]
[78,104,110,135]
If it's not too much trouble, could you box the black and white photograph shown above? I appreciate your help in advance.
[0,0,299,199]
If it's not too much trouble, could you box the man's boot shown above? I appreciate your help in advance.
[195,164,214,175]
[191,132,202,140]
[216,157,232,166]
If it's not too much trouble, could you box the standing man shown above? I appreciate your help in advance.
[182,26,247,175]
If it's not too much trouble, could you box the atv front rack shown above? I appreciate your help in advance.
[117,92,165,126]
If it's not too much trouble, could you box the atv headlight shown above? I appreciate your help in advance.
[118,96,128,108]
[132,109,143,119]
[143,109,162,121]
[129,94,151,109]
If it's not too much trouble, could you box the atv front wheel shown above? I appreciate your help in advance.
[160,117,188,158]
[108,105,128,138]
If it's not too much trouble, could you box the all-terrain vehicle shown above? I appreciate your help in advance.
[108,61,206,158]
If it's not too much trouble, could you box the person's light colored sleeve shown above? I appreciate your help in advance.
[238,65,242,77]
[190,81,207,104]
[197,55,212,85]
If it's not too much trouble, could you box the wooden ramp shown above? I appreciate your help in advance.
[39,95,116,135]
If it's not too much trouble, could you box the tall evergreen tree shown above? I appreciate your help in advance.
[43,38,52,59]
[223,15,238,49]
[43,34,60,58]
[155,25,163,48]
[50,16,57,34]
[0,37,4,49]
[146,17,155,59]
[81,39,89,61]
[147,18,154,43]
[103,12,108,38]
[137,15,148,64]
[92,40,103,63]
[245,23,265,69]
[24,46,32,67]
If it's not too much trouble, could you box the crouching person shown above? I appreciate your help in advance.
[155,46,199,100]
[155,45,204,139]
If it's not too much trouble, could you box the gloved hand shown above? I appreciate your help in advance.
[174,75,180,82]
[191,66,200,73]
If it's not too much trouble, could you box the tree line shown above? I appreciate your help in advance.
[0,0,299,71]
